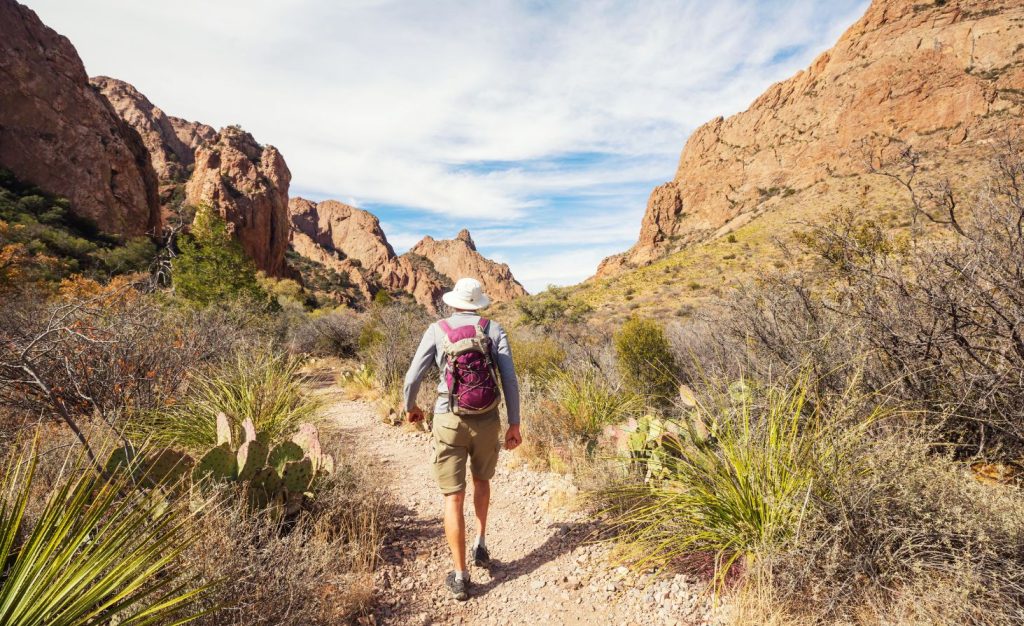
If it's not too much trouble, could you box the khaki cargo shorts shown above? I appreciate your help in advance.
[431,408,501,494]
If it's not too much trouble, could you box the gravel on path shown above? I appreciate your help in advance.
[325,396,726,626]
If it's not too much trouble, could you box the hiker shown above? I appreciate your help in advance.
[403,277,522,601]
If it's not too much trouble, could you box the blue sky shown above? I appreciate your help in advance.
[29,0,868,292]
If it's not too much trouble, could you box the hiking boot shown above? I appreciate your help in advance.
[471,544,490,567]
[445,571,469,601]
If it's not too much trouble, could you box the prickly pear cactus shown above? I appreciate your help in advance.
[105,445,138,476]
[192,443,237,482]
[319,453,335,477]
[216,412,233,447]
[282,457,314,493]
[292,424,322,465]
[144,449,195,487]
[241,417,257,444]
[237,440,270,481]
[268,441,304,473]
[247,465,282,511]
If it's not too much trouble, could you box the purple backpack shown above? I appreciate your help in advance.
[438,318,501,416]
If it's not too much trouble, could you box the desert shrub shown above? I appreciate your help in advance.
[358,302,433,391]
[172,204,270,308]
[141,350,322,453]
[604,374,873,584]
[0,434,211,625]
[614,317,678,406]
[0,168,156,290]
[516,285,592,328]
[178,431,388,625]
[508,332,567,385]
[0,277,264,462]
[521,365,642,470]
[742,434,1024,624]
[289,309,363,357]
[704,144,1024,458]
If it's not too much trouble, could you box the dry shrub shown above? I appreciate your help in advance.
[358,302,433,392]
[0,277,263,463]
[288,309,363,357]
[176,431,389,625]
[689,143,1024,459]
[742,433,1024,625]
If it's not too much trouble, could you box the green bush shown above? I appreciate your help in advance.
[516,285,592,327]
[509,333,566,385]
[549,368,643,443]
[172,204,269,307]
[613,317,678,406]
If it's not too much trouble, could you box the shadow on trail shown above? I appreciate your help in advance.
[380,504,444,569]
[470,520,604,597]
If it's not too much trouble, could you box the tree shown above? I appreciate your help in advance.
[171,204,268,307]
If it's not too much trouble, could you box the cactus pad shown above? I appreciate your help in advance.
[144,449,194,487]
[268,441,303,473]
[282,457,314,493]
[320,453,335,476]
[237,440,269,481]
[192,443,237,482]
[105,445,138,476]
[292,423,322,459]
[216,412,232,447]
[241,417,257,444]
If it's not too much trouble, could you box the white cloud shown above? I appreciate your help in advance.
[25,0,869,282]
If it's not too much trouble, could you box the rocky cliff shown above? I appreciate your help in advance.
[0,0,160,236]
[410,230,528,304]
[91,76,216,185]
[185,127,292,276]
[288,197,525,311]
[599,0,1024,275]
[92,77,290,276]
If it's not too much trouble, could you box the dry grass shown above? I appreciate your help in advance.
[173,427,389,625]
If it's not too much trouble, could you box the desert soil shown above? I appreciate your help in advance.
[323,394,724,626]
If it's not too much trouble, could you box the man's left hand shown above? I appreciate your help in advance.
[504,424,522,450]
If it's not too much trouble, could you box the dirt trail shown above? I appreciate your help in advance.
[324,395,721,626]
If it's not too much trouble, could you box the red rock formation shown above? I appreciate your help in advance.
[410,230,528,304]
[90,76,211,183]
[600,0,1024,276]
[288,197,526,311]
[0,0,160,236]
[185,127,291,276]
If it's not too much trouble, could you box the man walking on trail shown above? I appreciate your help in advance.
[403,277,522,601]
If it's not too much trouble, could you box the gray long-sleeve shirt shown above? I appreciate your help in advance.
[402,312,520,425]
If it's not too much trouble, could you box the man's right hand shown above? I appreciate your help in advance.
[407,405,424,423]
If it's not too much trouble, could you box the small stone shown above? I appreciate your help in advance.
[530,579,547,590]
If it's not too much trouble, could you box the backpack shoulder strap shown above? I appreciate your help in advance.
[437,320,456,342]
[477,317,490,331]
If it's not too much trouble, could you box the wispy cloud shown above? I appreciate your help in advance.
[27,0,869,288]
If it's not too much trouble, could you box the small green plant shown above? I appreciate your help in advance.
[550,369,643,442]
[613,317,678,406]
[0,436,212,625]
[510,334,567,385]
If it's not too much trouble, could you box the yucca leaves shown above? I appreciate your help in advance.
[608,374,875,585]
[140,350,322,453]
[0,437,212,626]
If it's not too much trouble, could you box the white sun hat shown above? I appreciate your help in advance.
[442,277,491,310]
